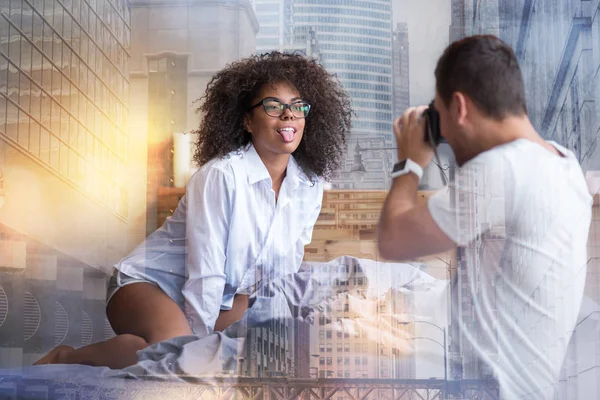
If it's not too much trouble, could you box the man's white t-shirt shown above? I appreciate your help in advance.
[428,139,592,399]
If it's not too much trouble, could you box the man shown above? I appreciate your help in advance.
[378,35,592,399]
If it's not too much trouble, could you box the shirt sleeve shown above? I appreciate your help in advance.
[427,151,508,247]
[182,165,234,336]
[295,181,324,265]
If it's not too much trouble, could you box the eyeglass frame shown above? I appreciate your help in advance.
[247,97,312,118]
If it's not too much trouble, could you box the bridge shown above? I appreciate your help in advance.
[119,377,500,400]
[0,375,499,399]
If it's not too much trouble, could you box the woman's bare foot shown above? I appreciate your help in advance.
[33,345,74,365]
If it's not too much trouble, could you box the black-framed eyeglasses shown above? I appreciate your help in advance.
[248,98,311,118]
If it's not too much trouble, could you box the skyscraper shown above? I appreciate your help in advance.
[252,0,295,53]
[307,262,416,381]
[448,3,600,398]
[392,23,410,117]
[0,0,132,366]
[251,0,395,189]
[497,1,600,398]
[292,0,394,190]
[450,0,499,41]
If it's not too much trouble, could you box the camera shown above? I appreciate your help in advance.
[423,101,445,147]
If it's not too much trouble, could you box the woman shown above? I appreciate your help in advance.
[34,52,352,369]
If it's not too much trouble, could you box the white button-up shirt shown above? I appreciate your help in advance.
[116,143,323,336]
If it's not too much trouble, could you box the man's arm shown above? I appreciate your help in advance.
[377,174,455,261]
[377,106,456,261]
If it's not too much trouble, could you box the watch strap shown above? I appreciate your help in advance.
[391,159,423,180]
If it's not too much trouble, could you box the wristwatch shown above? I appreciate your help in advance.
[391,159,423,181]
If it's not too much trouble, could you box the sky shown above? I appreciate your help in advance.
[392,0,452,106]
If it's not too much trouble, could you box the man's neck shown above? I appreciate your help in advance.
[465,115,552,161]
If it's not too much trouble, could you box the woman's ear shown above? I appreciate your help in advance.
[243,114,253,134]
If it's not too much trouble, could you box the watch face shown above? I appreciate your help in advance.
[392,160,407,173]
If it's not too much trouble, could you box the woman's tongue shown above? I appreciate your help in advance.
[278,129,295,143]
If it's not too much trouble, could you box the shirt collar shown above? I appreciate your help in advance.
[244,143,271,185]
[243,142,314,188]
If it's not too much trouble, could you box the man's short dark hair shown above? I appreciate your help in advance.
[435,35,527,119]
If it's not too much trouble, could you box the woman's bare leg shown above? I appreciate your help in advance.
[34,282,192,369]
[33,334,148,369]
[214,294,249,332]
[106,282,192,343]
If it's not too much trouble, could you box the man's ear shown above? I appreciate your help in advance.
[452,92,468,125]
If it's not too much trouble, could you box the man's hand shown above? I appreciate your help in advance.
[394,106,435,168]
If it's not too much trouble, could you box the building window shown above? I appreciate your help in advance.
[337,343,343,352]
[337,357,343,365]
[326,357,332,365]
[319,315,326,325]
[337,370,343,378]
[319,357,325,365]
[362,357,368,365]
[344,303,349,312]
[326,329,332,339]
[345,371,350,378]
[319,371,326,378]
[326,343,332,352]
[345,357,350,365]
[319,344,325,352]
[344,343,350,352]
[0,0,131,219]
[337,331,342,339]
[319,329,325,340]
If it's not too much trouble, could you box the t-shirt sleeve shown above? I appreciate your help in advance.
[428,150,508,247]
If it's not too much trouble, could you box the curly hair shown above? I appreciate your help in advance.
[192,51,353,181]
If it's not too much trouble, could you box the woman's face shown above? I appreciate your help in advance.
[244,81,307,159]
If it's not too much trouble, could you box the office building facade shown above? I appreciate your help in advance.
[448,2,600,397]
[252,0,295,53]
[308,262,416,382]
[392,22,410,117]
[498,1,600,398]
[0,0,131,366]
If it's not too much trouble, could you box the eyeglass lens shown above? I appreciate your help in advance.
[263,100,310,118]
